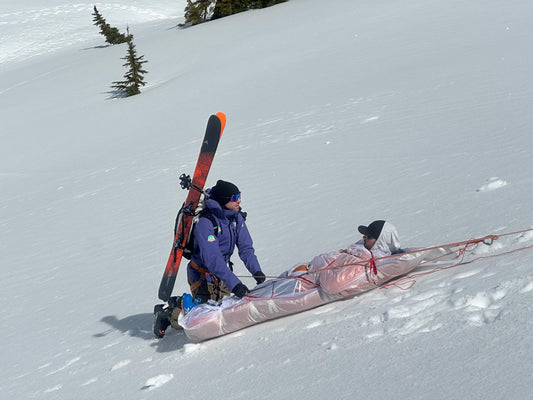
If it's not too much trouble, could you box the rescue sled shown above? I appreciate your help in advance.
[179,245,455,341]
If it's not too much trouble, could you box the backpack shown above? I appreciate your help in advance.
[176,194,220,260]
[175,194,248,260]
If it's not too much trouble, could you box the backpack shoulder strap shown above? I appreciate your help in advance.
[198,208,220,236]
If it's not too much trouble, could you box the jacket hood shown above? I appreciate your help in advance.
[205,196,239,220]
[371,221,400,257]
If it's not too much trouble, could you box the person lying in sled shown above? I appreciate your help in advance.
[357,220,402,256]
[278,219,404,296]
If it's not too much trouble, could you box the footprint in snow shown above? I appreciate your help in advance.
[451,286,509,326]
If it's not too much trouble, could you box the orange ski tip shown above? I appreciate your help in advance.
[215,112,226,132]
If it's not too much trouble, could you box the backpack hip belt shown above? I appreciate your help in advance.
[189,260,215,291]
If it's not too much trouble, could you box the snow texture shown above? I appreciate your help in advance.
[1,0,532,399]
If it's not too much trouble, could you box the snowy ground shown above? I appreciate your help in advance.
[0,0,185,64]
[1,0,533,398]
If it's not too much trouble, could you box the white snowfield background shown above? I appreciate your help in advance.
[1,0,533,399]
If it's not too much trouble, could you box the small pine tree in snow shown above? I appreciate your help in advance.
[104,25,128,45]
[190,0,287,23]
[92,5,128,45]
[111,30,148,97]
[183,0,215,26]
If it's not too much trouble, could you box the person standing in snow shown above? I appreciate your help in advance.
[154,180,265,338]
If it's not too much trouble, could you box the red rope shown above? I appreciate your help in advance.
[235,228,533,292]
[382,232,533,290]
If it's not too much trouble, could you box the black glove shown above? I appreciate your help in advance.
[254,271,266,284]
[232,283,249,298]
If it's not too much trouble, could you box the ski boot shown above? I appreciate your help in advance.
[153,296,182,338]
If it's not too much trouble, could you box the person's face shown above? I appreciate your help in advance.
[224,193,241,211]
[363,235,376,250]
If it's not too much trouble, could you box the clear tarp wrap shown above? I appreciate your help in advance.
[180,246,454,341]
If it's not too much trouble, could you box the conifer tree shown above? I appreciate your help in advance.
[92,5,106,31]
[104,25,128,45]
[183,0,215,26]
[211,0,286,20]
[92,5,128,45]
[182,0,287,26]
[111,30,148,97]
[211,0,235,19]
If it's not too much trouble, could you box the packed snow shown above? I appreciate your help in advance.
[1,0,532,399]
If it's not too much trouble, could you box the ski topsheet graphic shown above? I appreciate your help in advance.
[158,112,226,302]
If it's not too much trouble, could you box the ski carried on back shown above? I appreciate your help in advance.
[158,112,226,302]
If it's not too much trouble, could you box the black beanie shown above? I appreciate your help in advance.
[210,180,240,206]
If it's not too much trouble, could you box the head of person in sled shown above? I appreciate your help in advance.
[209,180,242,211]
[358,220,401,255]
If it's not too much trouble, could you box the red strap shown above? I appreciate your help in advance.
[369,257,377,275]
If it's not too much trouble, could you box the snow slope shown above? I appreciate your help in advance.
[1,0,532,398]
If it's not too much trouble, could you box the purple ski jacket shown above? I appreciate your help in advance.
[187,198,261,291]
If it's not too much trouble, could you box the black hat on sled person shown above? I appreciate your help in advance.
[358,220,386,239]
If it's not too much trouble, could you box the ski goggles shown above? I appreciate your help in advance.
[230,193,241,202]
